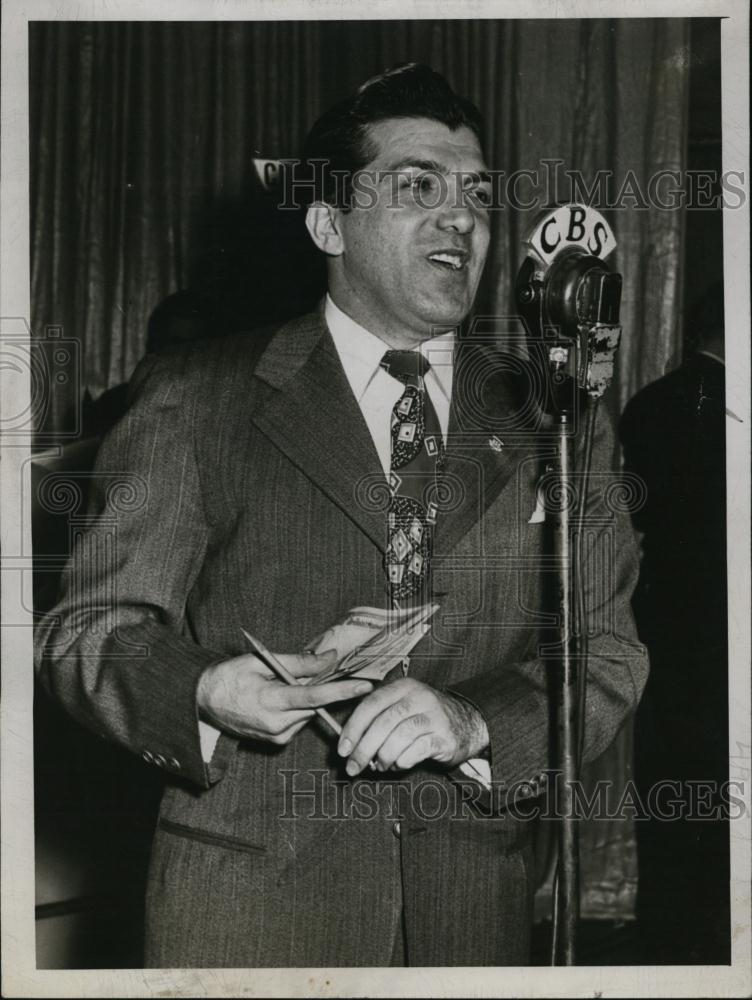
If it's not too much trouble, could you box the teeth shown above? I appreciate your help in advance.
[429,252,464,269]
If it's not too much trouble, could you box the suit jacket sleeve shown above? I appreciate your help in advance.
[34,350,235,790]
[447,405,648,791]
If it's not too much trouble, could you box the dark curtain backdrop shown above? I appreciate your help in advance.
[30,19,688,432]
[30,19,690,926]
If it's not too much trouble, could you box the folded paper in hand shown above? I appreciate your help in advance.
[304,603,439,683]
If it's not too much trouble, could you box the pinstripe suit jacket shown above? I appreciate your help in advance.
[35,304,647,967]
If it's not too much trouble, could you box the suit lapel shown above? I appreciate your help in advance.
[434,340,540,560]
[251,308,388,553]
[250,310,540,561]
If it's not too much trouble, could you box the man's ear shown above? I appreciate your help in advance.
[305,202,344,257]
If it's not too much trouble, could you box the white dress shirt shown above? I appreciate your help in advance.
[325,294,454,471]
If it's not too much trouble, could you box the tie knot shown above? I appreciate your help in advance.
[380,350,430,385]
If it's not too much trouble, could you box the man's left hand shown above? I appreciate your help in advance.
[337,678,489,776]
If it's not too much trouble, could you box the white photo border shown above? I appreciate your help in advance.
[1,1,749,996]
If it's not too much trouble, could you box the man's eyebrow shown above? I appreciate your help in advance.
[462,170,493,186]
[382,158,450,175]
[379,159,492,184]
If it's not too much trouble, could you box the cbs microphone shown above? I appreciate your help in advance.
[514,204,624,966]
[515,204,622,403]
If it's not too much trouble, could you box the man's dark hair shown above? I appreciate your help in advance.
[300,63,484,208]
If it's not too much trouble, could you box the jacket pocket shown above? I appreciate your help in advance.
[158,817,268,856]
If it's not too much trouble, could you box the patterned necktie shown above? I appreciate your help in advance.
[380,350,446,607]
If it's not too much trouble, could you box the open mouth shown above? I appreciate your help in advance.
[427,250,468,272]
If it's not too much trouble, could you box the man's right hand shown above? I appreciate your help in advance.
[196,650,373,745]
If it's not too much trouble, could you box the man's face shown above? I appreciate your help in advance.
[330,117,492,347]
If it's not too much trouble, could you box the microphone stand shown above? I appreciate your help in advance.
[547,346,580,966]
[546,317,622,965]
[515,217,622,966]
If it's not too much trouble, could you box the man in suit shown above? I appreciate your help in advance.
[35,64,647,967]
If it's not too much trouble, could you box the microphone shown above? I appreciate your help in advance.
[515,204,622,401]
[514,205,625,965]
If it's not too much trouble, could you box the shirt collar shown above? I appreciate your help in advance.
[325,294,454,403]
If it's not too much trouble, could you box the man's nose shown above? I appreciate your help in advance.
[436,192,475,234]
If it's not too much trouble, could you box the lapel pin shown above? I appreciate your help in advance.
[488,436,504,452]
